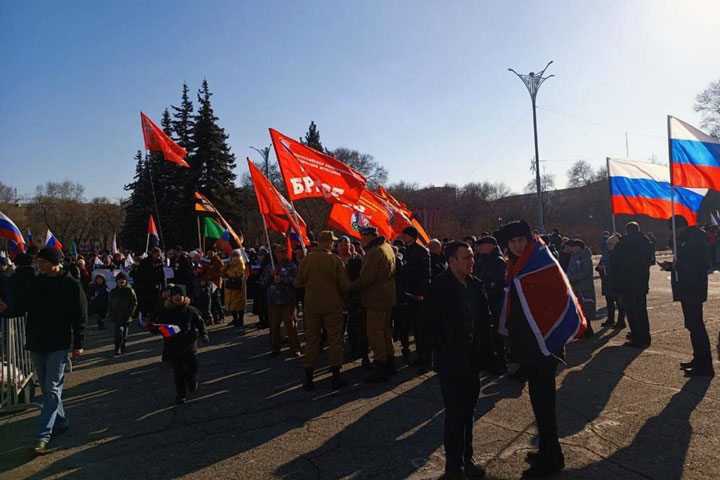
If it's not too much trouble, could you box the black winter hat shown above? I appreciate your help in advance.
[37,248,63,266]
[401,226,419,240]
[476,236,498,246]
[498,220,533,244]
[116,272,128,282]
[170,284,187,297]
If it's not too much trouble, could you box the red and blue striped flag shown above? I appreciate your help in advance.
[499,237,587,356]
[45,228,63,250]
[0,212,25,254]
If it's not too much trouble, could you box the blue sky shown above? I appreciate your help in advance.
[1,0,719,200]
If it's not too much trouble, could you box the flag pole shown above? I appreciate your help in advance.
[145,231,150,254]
[261,215,275,270]
[607,157,616,233]
[289,200,307,255]
[667,115,679,281]
[145,152,165,250]
[197,216,202,251]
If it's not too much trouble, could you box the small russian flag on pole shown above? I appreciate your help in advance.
[45,228,63,251]
[158,324,182,338]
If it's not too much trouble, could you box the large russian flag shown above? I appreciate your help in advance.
[0,211,25,253]
[670,116,720,191]
[608,158,707,225]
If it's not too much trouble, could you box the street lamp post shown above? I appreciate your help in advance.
[250,144,272,177]
[509,61,555,234]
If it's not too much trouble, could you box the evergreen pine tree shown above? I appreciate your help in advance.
[301,121,324,151]
[192,79,240,237]
[120,151,155,252]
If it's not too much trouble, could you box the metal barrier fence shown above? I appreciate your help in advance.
[0,316,37,413]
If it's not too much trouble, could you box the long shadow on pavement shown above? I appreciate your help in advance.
[561,377,712,479]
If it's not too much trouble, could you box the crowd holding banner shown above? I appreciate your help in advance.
[1,114,720,478]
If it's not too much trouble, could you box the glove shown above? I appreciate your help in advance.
[202,334,210,344]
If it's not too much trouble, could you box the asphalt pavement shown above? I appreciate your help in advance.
[2,258,720,479]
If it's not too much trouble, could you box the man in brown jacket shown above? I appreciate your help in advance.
[294,231,351,391]
[351,226,397,383]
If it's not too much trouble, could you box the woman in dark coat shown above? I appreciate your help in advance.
[88,274,110,329]
[597,234,625,328]
[148,284,209,404]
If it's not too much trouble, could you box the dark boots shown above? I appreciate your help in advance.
[303,369,314,391]
[330,366,347,390]
[386,355,397,376]
[363,361,389,383]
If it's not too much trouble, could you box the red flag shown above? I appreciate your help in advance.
[148,215,159,249]
[327,189,394,239]
[140,112,189,168]
[270,128,366,204]
[247,159,310,245]
[377,186,412,218]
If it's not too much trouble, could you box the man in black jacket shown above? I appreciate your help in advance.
[660,216,714,376]
[473,236,507,373]
[399,226,431,374]
[0,248,87,455]
[611,222,654,347]
[426,241,489,480]
[132,247,166,321]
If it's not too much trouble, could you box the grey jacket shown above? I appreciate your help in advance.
[566,247,596,303]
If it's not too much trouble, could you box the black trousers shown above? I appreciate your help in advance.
[114,323,130,349]
[410,301,432,367]
[171,351,198,398]
[681,301,712,367]
[605,295,625,325]
[439,369,481,473]
[524,355,562,458]
[623,294,650,345]
[211,289,225,321]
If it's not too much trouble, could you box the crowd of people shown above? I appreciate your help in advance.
[0,214,715,479]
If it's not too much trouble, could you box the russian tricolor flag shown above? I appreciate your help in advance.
[158,324,181,338]
[670,116,720,191]
[608,158,707,224]
[45,228,63,250]
[0,211,25,254]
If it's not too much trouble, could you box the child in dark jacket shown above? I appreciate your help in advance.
[148,284,209,404]
[108,272,137,354]
[88,274,110,329]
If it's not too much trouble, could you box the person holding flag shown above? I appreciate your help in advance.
[659,216,714,377]
[350,226,398,383]
[132,247,165,323]
[147,285,209,405]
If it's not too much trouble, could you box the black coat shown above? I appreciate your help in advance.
[400,242,430,296]
[429,253,447,281]
[133,257,166,313]
[425,269,491,375]
[611,231,654,296]
[171,254,193,288]
[672,226,709,303]
[9,264,37,316]
[150,299,207,362]
[24,270,88,352]
[473,252,507,320]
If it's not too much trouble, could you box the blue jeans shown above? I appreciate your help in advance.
[30,350,69,442]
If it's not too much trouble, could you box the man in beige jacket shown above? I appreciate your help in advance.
[294,231,351,391]
[351,226,397,383]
